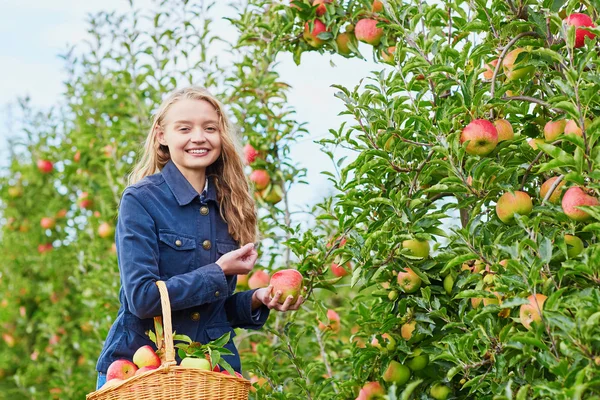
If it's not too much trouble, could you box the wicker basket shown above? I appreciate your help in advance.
[87,280,250,400]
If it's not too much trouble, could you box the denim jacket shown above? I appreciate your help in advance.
[95,159,269,373]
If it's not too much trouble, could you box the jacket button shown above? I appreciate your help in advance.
[175,239,182,247]
[190,312,200,321]
[200,206,209,215]
[215,291,220,297]
[202,240,212,250]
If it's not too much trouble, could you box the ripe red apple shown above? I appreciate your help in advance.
[318,309,340,332]
[37,243,53,254]
[250,170,270,190]
[260,185,283,204]
[482,58,498,80]
[303,20,328,48]
[502,48,534,81]
[221,370,244,378]
[55,209,68,219]
[180,357,211,370]
[562,186,599,221]
[37,159,54,174]
[564,13,596,48]
[402,238,429,258]
[102,378,124,389]
[495,191,533,224]
[354,19,383,46]
[236,274,249,289]
[382,360,410,384]
[248,270,270,289]
[336,32,355,57]
[543,120,566,141]
[519,293,547,329]
[40,217,56,230]
[540,176,565,204]
[397,267,421,293]
[243,144,260,164]
[132,345,161,369]
[106,359,138,380]
[380,46,396,64]
[98,222,115,239]
[135,366,158,375]
[73,151,81,163]
[270,269,303,304]
[460,119,498,156]
[78,192,93,209]
[564,119,591,137]
[331,261,351,277]
[494,119,514,142]
[564,234,584,258]
[357,381,385,400]
[313,0,331,16]
[371,0,384,13]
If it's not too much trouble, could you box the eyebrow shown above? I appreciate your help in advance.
[172,119,219,125]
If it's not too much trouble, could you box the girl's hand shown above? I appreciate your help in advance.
[252,285,305,312]
[216,243,258,275]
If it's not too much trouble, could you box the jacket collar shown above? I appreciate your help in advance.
[161,159,217,206]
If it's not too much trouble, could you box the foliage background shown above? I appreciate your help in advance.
[1,0,600,399]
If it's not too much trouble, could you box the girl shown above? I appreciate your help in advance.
[95,86,304,390]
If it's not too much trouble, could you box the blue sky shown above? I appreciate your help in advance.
[0,0,385,216]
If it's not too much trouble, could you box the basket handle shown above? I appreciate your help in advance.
[154,280,175,364]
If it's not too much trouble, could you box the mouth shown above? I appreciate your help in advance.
[186,148,209,155]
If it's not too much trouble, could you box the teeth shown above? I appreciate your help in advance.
[188,149,208,154]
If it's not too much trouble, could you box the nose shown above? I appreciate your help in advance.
[190,128,207,143]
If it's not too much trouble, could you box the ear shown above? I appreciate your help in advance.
[156,127,167,146]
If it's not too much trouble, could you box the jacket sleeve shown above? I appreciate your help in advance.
[224,288,270,329]
[117,188,230,319]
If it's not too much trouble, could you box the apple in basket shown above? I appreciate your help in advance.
[180,357,212,370]
[221,370,244,379]
[133,345,161,368]
[102,378,124,389]
[135,366,158,375]
[106,360,138,380]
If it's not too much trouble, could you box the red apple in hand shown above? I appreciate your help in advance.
[132,345,161,369]
[355,19,383,46]
[250,170,270,190]
[37,159,53,174]
[564,13,596,48]
[248,270,270,289]
[106,359,138,380]
[460,119,498,156]
[562,186,599,221]
[270,269,303,304]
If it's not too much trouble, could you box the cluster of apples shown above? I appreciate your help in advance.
[295,0,399,64]
[327,236,353,277]
[102,345,162,389]
[238,268,304,304]
[244,143,283,205]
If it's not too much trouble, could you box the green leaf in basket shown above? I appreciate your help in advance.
[219,357,236,377]
[208,332,231,349]
[192,349,205,358]
[214,347,233,356]
[177,348,187,360]
[210,350,220,370]
[173,334,193,344]
[148,330,157,345]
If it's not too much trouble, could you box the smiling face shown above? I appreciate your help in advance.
[157,98,222,184]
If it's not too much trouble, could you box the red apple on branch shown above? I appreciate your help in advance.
[248,270,270,289]
[495,191,533,224]
[564,119,590,137]
[303,20,328,48]
[382,360,410,384]
[78,192,93,209]
[540,176,565,204]
[40,217,56,230]
[562,186,599,221]
[460,119,498,156]
[243,144,260,164]
[502,48,534,81]
[37,159,54,174]
[519,293,547,330]
[544,120,566,141]
[564,13,596,48]
[397,267,421,293]
[98,222,115,239]
[354,19,383,46]
[313,0,331,16]
[494,119,514,142]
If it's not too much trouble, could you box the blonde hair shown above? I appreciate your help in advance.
[128,86,257,245]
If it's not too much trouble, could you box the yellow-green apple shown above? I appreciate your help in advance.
[407,348,429,371]
[135,366,158,375]
[564,119,591,137]
[106,359,138,380]
[243,144,260,164]
[483,58,499,80]
[303,20,328,48]
[318,309,340,332]
[496,191,533,224]
[462,259,486,273]
[180,357,211,370]
[519,293,547,329]
[562,186,599,221]
[502,48,534,81]
[460,119,498,156]
[382,360,410,384]
[250,170,270,190]
[270,269,303,304]
[564,13,596,48]
[401,320,416,340]
[564,234,584,257]
[248,270,270,289]
[540,176,565,204]
[331,262,351,277]
[482,290,502,306]
[7,186,23,198]
[236,274,249,289]
[260,185,283,204]
[371,333,396,351]
[397,267,422,293]
[528,138,545,150]
[37,159,54,174]
[430,383,452,400]
[357,381,385,400]
[133,345,161,369]
[354,19,383,46]
[401,238,429,258]
[443,274,454,295]
[336,32,355,56]
[381,46,396,64]
[98,222,115,239]
[313,0,331,16]
[494,119,514,142]
[371,0,384,12]
[78,192,93,209]
[102,378,124,389]
[544,120,566,141]
[40,217,56,230]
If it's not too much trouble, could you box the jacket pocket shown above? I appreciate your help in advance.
[216,240,239,256]
[158,229,197,277]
